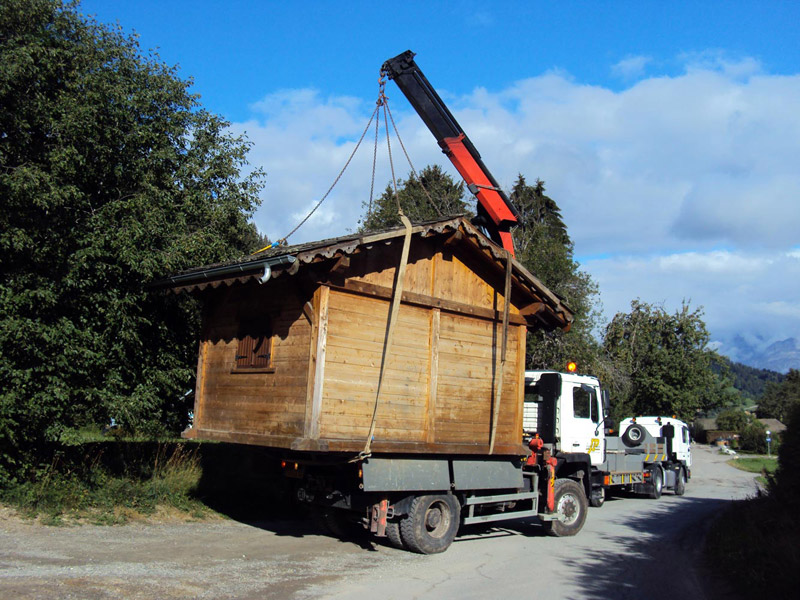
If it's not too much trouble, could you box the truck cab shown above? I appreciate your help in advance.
[524,370,608,466]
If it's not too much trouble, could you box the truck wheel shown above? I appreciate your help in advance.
[589,487,605,508]
[314,507,349,538]
[674,468,686,496]
[543,479,588,537]
[622,424,646,447]
[399,494,460,554]
[646,467,663,499]
[385,519,405,549]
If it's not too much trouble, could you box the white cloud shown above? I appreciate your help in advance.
[232,55,800,353]
[584,249,800,352]
[612,55,652,79]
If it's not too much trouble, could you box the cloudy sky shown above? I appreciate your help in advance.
[82,1,800,364]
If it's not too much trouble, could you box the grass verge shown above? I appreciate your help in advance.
[726,456,777,486]
[705,494,799,599]
[0,443,212,525]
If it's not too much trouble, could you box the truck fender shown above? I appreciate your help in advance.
[554,452,592,500]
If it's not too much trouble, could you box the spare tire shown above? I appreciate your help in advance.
[622,423,647,447]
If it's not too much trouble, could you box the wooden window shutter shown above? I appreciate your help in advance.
[234,316,273,371]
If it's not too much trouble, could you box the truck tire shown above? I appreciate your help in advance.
[646,467,663,499]
[400,494,460,554]
[674,467,686,496]
[622,424,646,447]
[543,479,588,537]
[313,507,349,538]
[589,487,605,508]
[385,519,405,549]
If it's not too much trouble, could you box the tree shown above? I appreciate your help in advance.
[716,408,750,432]
[0,0,265,481]
[509,176,601,372]
[602,300,735,421]
[758,369,800,422]
[359,164,469,232]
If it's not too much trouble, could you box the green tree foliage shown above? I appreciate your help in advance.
[359,164,469,231]
[0,0,264,481]
[772,401,800,506]
[602,300,735,421]
[721,358,784,402]
[716,408,750,432]
[737,420,772,454]
[509,176,601,372]
[757,369,800,422]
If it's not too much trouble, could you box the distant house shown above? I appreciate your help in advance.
[757,418,786,434]
[693,417,737,445]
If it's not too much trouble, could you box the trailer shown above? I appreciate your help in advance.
[524,370,692,507]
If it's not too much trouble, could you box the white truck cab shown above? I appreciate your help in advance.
[524,370,608,466]
[619,416,692,468]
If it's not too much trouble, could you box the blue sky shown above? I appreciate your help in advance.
[80,1,800,366]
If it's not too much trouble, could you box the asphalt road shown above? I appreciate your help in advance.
[0,444,758,600]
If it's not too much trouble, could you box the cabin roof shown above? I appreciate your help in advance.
[158,216,573,330]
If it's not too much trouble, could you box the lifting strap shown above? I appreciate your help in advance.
[359,213,413,459]
[489,249,513,454]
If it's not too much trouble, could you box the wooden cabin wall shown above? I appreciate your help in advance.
[314,236,526,453]
[349,238,518,315]
[320,290,432,443]
[194,279,312,438]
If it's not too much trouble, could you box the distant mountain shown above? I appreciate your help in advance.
[718,357,785,401]
[713,335,800,374]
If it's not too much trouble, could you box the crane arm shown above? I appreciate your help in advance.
[381,50,519,254]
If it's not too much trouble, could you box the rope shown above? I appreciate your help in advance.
[367,95,381,220]
[489,249,513,454]
[356,73,415,460]
[382,100,400,212]
[384,101,444,217]
[252,102,381,255]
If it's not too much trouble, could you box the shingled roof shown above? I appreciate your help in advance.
[159,216,574,331]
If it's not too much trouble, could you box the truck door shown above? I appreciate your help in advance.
[560,382,605,466]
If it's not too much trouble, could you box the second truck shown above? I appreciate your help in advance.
[524,368,692,507]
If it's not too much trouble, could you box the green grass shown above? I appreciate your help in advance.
[726,456,778,474]
[0,443,212,524]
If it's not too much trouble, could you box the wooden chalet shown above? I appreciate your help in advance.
[163,216,573,457]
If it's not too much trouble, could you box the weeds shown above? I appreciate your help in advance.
[0,442,209,524]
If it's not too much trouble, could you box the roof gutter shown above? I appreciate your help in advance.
[162,255,297,288]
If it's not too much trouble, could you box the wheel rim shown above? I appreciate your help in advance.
[424,501,451,538]
[557,493,579,524]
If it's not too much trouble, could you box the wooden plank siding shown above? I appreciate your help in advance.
[192,280,312,438]
[320,289,431,444]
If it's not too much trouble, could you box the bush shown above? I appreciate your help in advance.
[706,495,799,598]
[0,442,206,523]
[737,421,766,453]
[771,402,800,507]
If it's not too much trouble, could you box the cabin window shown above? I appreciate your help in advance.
[572,386,598,423]
[233,316,274,372]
